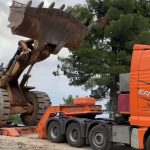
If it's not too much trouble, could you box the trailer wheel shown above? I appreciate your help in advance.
[47,121,65,143]
[66,122,85,147]
[146,135,150,150]
[89,125,111,150]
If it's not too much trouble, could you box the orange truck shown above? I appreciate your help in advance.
[36,44,150,150]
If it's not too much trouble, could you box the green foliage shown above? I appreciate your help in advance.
[63,95,74,105]
[54,0,150,112]
[137,31,150,44]
[105,100,111,111]
[107,6,123,21]
[8,114,22,125]
[8,115,16,123]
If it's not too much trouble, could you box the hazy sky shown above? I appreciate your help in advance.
[0,0,91,105]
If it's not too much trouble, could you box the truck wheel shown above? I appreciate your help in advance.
[47,121,65,143]
[146,135,150,150]
[20,91,51,126]
[0,89,10,126]
[89,125,111,150]
[66,122,85,147]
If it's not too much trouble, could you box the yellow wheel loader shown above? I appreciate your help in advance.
[0,0,89,126]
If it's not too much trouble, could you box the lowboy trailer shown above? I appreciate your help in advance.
[37,44,150,150]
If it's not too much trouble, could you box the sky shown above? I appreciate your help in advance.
[0,0,92,106]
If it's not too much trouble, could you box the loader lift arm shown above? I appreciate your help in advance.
[0,0,89,126]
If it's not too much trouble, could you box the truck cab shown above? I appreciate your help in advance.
[118,44,150,149]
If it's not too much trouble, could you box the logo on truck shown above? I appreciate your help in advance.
[138,89,150,97]
[138,89,150,102]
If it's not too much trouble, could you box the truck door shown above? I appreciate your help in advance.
[138,48,150,126]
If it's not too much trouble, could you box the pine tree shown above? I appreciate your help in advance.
[54,0,150,114]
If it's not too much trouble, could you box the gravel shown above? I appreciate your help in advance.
[0,134,133,150]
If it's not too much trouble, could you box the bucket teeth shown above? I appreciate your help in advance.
[59,4,65,10]
[38,1,44,8]
[27,0,32,7]
[49,2,55,9]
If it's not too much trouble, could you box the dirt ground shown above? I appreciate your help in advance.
[0,134,133,150]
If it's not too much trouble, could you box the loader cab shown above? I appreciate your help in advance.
[130,44,150,127]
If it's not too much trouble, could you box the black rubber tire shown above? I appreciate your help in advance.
[66,122,85,147]
[146,135,150,150]
[0,89,10,126]
[89,125,111,150]
[20,91,51,126]
[47,121,65,143]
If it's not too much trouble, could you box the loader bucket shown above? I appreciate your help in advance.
[8,1,89,54]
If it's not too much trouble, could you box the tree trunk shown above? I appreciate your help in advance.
[109,82,118,119]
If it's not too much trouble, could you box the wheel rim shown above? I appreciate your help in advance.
[51,126,59,139]
[20,92,38,126]
[69,128,79,142]
[93,132,104,146]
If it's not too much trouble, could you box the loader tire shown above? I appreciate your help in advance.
[20,91,51,126]
[0,89,10,126]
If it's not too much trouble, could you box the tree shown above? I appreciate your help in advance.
[63,95,74,105]
[54,0,150,114]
